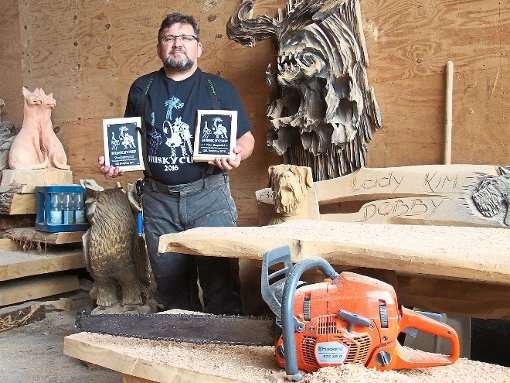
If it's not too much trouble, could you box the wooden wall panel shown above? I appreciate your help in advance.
[3,0,510,225]
[0,0,23,127]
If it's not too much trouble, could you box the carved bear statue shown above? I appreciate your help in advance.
[81,179,156,314]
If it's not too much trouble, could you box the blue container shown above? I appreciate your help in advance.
[35,185,89,233]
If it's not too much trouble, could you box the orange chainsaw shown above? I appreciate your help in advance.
[261,246,460,381]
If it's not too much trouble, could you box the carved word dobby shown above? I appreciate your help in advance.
[228,0,381,180]
[82,180,156,314]
[8,87,69,170]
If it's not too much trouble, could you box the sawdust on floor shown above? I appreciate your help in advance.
[75,332,510,383]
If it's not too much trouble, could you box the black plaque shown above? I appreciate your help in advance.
[102,117,144,171]
[193,110,237,162]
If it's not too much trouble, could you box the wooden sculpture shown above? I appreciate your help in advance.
[228,0,381,180]
[81,179,156,314]
[268,164,315,224]
[8,87,69,170]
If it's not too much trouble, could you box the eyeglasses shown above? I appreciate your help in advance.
[160,34,199,44]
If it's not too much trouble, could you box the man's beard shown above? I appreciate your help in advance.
[163,54,194,71]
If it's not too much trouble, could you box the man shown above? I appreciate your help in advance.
[98,13,254,314]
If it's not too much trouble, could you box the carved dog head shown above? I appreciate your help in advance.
[269,164,313,215]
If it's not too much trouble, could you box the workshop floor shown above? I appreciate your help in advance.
[0,294,121,383]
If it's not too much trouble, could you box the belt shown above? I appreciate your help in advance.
[146,173,227,195]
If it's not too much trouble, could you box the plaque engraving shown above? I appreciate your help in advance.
[102,117,144,172]
[193,110,237,162]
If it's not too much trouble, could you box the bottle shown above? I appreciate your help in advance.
[62,193,75,225]
[49,193,62,225]
[75,192,86,223]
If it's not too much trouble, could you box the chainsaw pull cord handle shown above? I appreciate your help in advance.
[281,258,339,381]
[394,307,460,368]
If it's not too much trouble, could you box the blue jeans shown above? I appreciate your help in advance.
[142,173,242,314]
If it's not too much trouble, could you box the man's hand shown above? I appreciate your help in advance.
[208,131,254,172]
[98,155,123,178]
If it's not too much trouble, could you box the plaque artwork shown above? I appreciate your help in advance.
[193,110,237,162]
[102,117,144,172]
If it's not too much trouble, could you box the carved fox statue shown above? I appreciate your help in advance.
[8,87,69,170]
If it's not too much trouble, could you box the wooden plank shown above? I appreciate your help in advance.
[123,376,156,383]
[64,334,244,383]
[315,165,498,204]
[0,169,73,191]
[5,227,86,245]
[0,273,79,306]
[159,220,510,285]
[0,248,84,282]
[0,238,19,251]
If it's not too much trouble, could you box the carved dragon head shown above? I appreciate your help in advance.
[227,0,381,180]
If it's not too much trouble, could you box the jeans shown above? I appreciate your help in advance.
[142,173,242,314]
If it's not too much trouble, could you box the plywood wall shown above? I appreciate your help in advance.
[3,0,510,225]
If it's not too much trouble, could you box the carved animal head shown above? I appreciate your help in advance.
[269,164,313,215]
[471,167,510,226]
[22,87,43,106]
[228,0,381,180]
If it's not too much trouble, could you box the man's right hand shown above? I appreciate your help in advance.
[98,156,123,178]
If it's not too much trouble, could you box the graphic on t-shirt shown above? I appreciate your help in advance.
[148,96,193,172]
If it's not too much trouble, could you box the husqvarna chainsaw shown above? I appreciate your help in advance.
[261,246,460,381]
[77,246,460,381]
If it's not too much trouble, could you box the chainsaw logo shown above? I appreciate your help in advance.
[314,341,349,365]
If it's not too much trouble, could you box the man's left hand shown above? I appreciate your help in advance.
[209,146,242,171]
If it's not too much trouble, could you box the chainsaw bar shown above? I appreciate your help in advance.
[76,313,275,346]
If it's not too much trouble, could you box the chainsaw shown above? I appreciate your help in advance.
[261,246,460,381]
[76,246,460,380]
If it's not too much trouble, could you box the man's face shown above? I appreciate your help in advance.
[157,22,202,72]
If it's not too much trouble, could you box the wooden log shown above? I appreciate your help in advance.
[159,220,510,285]
[5,227,86,245]
[0,168,73,193]
[0,248,84,282]
[0,273,80,306]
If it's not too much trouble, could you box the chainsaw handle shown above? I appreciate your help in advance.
[395,307,460,368]
[281,257,338,381]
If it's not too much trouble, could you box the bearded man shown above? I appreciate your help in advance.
[98,13,255,314]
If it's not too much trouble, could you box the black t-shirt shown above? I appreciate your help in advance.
[124,68,251,185]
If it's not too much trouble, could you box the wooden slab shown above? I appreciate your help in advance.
[0,169,73,193]
[64,332,510,383]
[159,220,510,285]
[0,238,19,251]
[5,227,86,245]
[0,248,84,282]
[0,300,45,333]
[0,273,80,306]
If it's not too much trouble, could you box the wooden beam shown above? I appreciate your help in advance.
[0,169,73,192]
[0,273,79,306]
[64,334,241,383]
[159,220,510,285]
[0,238,19,251]
[0,248,84,282]
[5,227,86,245]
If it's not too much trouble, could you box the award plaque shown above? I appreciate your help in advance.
[193,110,237,162]
[102,117,145,171]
